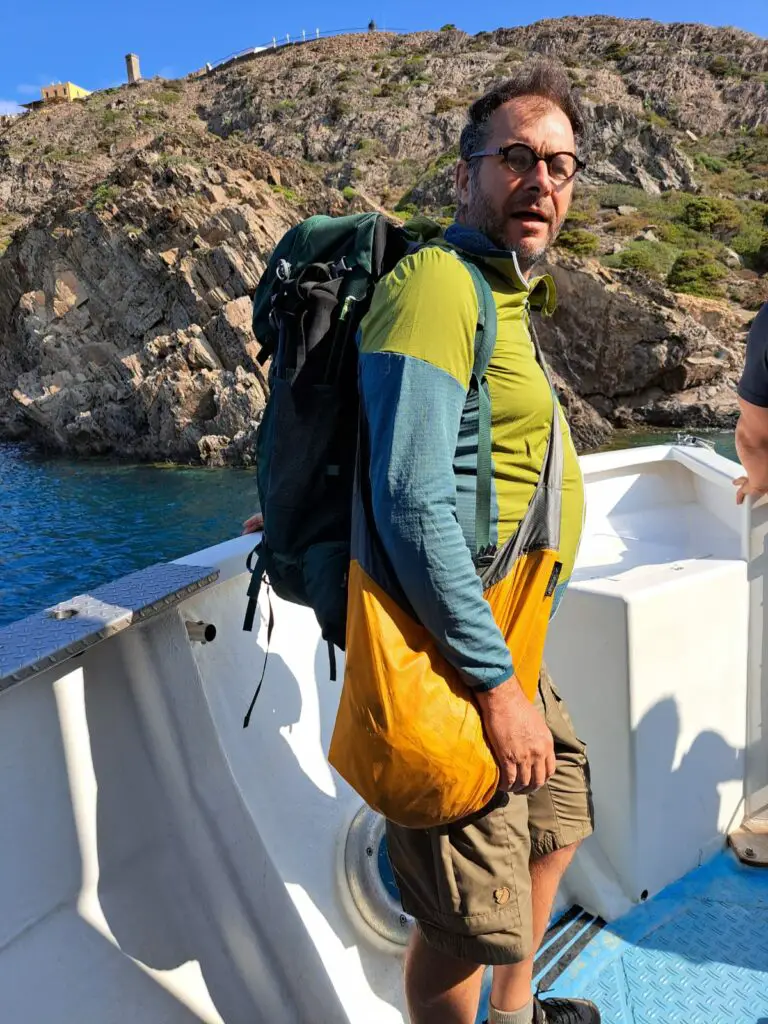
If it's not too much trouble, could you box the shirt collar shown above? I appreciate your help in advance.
[444,223,557,315]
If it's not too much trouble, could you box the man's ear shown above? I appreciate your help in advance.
[456,160,471,210]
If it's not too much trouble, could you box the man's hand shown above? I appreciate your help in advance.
[242,512,264,535]
[733,476,768,506]
[475,677,555,795]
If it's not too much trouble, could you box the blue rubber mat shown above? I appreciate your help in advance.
[547,850,768,1023]
[475,851,768,1023]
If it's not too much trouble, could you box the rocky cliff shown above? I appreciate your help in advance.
[1,16,766,462]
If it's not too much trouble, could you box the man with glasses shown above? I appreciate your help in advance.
[357,63,598,1024]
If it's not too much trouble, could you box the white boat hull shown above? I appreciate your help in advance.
[0,443,760,1023]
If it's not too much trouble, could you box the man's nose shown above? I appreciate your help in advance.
[523,159,554,196]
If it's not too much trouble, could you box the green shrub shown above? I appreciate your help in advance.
[605,213,649,236]
[394,199,419,217]
[603,240,679,278]
[695,153,728,174]
[667,250,728,296]
[556,229,600,256]
[562,210,594,228]
[439,23,456,31]
[403,56,427,81]
[356,137,381,154]
[270,184,299,204]
[708,55,744,79]
[424,146,459,175]
[646,110,671,130]
[434,95,464,114]
[273,99,296,121]
[657,220,723,255]
[727,136,768,172]
[42,146,87,163]
[342,186,357,201]
[604,41,632,61]
[138,109,163,125]
[679,196,742,236]
[374,82,405,98]
[595,184,650,211]
[730,217,768,271]
[155,90,182,105]
[89,183,120,211]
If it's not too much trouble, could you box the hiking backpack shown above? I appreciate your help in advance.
[242,212,496,716]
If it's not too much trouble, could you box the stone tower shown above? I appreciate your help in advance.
[125,53,141,85]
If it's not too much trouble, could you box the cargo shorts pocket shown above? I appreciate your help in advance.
[540,671,587,756]
[430,793,531,936]
[386,793,532,938]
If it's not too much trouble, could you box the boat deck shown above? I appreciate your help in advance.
[477,851,768,1023]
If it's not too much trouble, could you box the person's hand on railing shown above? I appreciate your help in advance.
[733,476,768,506]
[242,512,264,535]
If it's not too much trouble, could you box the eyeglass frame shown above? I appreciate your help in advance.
[467,141,587,183]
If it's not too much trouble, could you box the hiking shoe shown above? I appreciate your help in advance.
[533,995,601,1023]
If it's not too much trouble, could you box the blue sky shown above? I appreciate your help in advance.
[1,0,766,115]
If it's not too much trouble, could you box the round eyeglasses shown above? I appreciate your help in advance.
[468,142,586,185]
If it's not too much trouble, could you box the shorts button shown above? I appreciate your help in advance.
[493,886,511,906]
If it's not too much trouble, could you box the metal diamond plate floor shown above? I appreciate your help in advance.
[546,851,768,1024]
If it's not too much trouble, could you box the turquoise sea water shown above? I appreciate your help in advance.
[0,443,259,627]
[0,429,737,627]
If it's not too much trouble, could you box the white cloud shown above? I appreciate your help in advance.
[0,99,24,115]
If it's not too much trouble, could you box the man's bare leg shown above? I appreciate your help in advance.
[489,843,580,1016]
[403,926,485,1024]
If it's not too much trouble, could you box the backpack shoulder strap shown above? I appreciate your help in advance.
[454,253,496,558]
[458,255,497,383]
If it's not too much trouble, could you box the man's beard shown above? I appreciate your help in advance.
[465,187,559,274]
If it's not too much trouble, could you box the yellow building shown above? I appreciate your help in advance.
[41,82,91,102]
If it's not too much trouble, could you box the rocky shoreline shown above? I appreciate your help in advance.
[1,18,764,463]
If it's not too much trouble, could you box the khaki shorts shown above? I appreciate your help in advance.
[385,666,593,965]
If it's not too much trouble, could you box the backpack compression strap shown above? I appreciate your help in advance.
[458,257,496,558]
[243,542,263,632]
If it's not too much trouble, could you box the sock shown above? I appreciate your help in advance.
[488,998,534,1024]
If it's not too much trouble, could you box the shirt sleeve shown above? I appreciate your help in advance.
[738,303,768,407]
[357,246,514,691]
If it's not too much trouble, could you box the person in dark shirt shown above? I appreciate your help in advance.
[735,303,768,504]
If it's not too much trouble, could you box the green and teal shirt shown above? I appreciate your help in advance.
[356,223,585,691]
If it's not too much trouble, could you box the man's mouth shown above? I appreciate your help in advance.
[509,209,550,223]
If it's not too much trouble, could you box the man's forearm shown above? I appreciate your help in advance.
[360,351,514,691]
[736,420,768,491]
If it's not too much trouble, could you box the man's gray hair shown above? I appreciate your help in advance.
[459,61,587,165]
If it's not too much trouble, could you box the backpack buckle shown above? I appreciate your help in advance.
[330,256,351,277]
[475,544,497,571]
